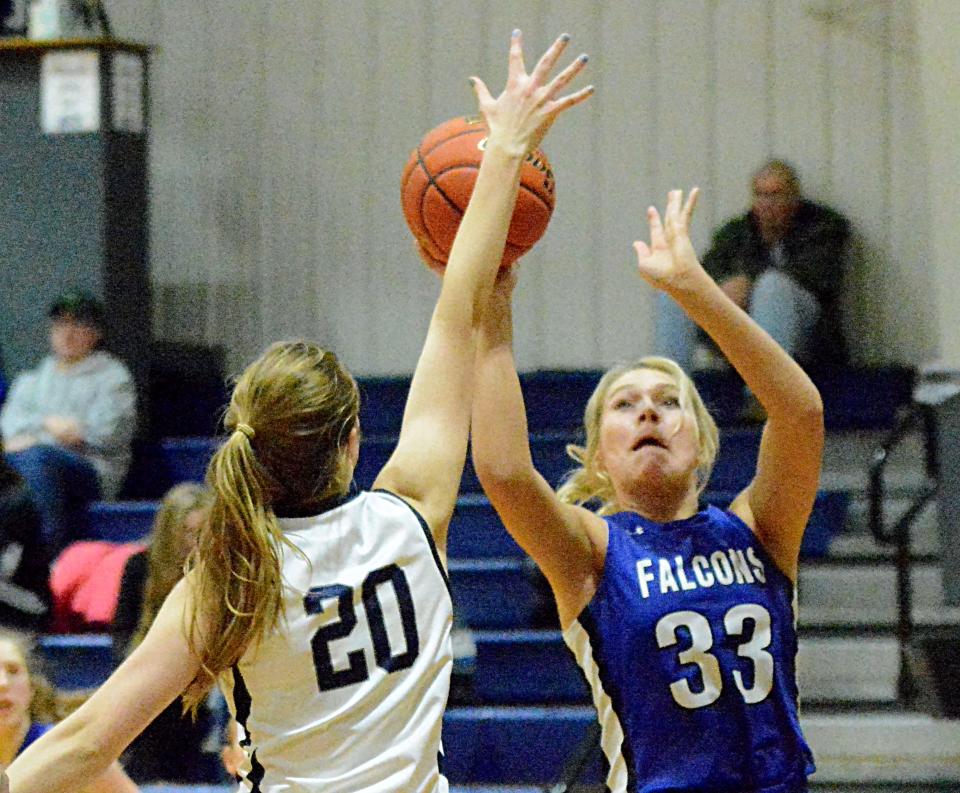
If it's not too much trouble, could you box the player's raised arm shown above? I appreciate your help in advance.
[375,30,592,549]
[634,189,823,579]
[471,269,608,627]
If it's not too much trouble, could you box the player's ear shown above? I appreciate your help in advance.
[346,423,361,468]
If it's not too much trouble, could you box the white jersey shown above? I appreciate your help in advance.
[221,490,453,793]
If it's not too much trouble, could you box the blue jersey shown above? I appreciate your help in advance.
[562,505,815,792]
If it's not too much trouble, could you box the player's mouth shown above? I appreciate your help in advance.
[632,436,667,451]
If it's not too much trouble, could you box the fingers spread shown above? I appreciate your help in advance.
[546,83,594,115]
[682,187,700,225]
[647,206,665,246]
[507,29,526,87]
[530,32,571,87]
[470,76,494,106]
[545,53,589,102]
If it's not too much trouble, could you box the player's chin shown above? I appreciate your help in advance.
[634,459,685,488]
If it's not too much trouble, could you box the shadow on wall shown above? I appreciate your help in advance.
[153,281,262,376]
[841,231,936,367]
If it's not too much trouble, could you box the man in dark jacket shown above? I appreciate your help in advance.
[657,160,850,370]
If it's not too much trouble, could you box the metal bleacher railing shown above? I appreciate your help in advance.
[869,402,938,705]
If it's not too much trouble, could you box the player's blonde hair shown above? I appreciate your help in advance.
[556,357,719,515]
[182,341,359,712]
[128,483,212,655]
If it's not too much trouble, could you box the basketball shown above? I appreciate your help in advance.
[401,115,556,269]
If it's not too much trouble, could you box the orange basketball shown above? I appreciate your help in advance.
[400,115,556,268]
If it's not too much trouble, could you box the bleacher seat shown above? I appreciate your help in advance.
[84,486,848,558]
[354,366,915,437]
[450,560,538,628]
[692,366,916,430]
[472,631,587,704]
[39,634,113,689]
[442,706,600,785]
[85,501,158,542]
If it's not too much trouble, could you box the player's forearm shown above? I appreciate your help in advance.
[670,273,822,421]
[436,143,523,327]
[7,719,114,793]
[472,299,535,484]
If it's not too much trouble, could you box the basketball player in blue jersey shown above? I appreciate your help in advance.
[3,31,592,793]
[471,189,823,792]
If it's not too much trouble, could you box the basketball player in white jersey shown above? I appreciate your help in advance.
[3,31,592,793]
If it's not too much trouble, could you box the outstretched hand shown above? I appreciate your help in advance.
[471,30,593,158]
[633,188,704,293]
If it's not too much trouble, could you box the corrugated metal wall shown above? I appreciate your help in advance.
[109,0,931,375]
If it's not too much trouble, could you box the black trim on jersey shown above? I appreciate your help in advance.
[232,665,266,793]
[437,749,445,776]
[275,490,362,519]
[579,607,638,793]
[373,488,451,596]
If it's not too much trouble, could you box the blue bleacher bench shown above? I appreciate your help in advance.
[38,634,114,689]
[442,706,600,785]
[86,488,848,557]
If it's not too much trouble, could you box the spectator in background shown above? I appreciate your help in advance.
[0,455,50,631]
[111,482,221,784]
[0,629,138,791]
[0,292,137,556]
[656,160,850,374]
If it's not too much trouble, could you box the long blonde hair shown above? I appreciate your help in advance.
[182,341,359,712]
[556,357,719,515]
[128,483,212,654]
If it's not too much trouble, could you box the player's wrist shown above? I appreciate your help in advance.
[481,137,528,163]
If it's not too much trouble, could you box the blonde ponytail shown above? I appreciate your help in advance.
[181,341,359,712]
[182,432,285,711]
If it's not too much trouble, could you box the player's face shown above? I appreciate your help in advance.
[50,317,101,364]
[596,368,700,495]
[0,640,33,729]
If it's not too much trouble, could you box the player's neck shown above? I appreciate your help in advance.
[616,480,699,524]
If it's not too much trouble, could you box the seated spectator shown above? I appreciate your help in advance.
[656,159,851,372]
[112,482,222,784]
[0,455,50,631]
[0,291,137,555]
[0,629,138,791]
